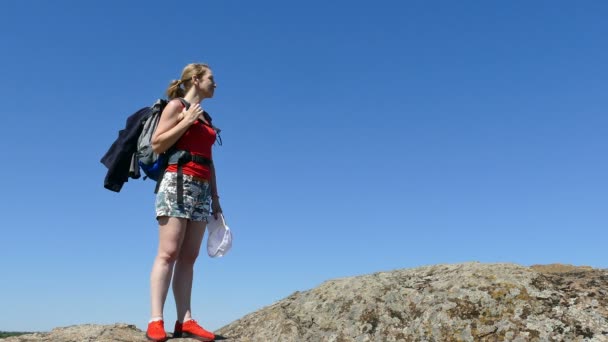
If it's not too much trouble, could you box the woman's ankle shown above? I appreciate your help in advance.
[149,316,164,323]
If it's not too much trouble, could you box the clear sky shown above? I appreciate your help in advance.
[0,0,606,333]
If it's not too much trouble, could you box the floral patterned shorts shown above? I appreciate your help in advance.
[155,171,211,222]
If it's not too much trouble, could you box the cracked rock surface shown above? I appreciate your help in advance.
[216,262,608,341]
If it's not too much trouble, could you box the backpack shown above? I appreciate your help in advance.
[101,97,221,193]
[136,98,188,181]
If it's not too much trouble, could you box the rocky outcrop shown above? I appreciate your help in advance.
[216,263,608,341]
[0,323,213,342]
[0,324,148,341]
[4,263,608,341]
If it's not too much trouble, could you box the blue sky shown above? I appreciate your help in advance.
[1,0,606,333]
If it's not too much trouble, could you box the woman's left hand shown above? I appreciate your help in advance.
[212,198,223,219]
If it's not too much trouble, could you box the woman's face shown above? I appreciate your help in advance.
[196,70,216,98]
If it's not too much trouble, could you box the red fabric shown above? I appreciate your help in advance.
[146,320,168,341]
[180,319,215,341]
[165,102,216,179]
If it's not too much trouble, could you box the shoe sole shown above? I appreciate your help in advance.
[182,332,215,341]
[145,333,168,342]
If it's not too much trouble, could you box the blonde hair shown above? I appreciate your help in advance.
[166,63,210,99]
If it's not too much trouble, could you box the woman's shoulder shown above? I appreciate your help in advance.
[162,98,185,114]
[169,98,188,107]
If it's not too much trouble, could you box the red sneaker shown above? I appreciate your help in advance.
[181,319,215,341]
[145,320,168,342]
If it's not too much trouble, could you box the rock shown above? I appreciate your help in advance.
[0,323,145,342]
[530,263,594,274]
[0,323,202,342]
[5,263,608,341]
[216,262,608,341]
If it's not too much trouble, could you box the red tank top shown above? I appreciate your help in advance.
[165,102,216,179]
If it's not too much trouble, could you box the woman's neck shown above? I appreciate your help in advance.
[183,89,204,105]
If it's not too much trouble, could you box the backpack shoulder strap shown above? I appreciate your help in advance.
[202,111,222,145]
[177,98,190,110]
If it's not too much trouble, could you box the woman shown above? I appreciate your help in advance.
[146,63,222,342]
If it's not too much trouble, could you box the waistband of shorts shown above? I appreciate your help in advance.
[189,175,209,184]
[165,171,209,184]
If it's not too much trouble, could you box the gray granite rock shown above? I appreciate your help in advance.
[4,263,607,341]
[0,323,200,342]
[216,262,608,341]
[0,323,147,341]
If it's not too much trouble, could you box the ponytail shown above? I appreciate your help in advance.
[166,79,185,99]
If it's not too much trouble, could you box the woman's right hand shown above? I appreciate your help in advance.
[153,100,202,154]
[178,103,203,124]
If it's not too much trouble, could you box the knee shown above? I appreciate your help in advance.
[177,250,200,265]
[157,249,180,264]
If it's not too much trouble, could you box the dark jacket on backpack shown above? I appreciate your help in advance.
[101,106,153,192]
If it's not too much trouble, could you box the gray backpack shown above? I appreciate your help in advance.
[136,98,187,181]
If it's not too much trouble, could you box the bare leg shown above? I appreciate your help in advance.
[150,216,188,320]
[173,220,206,322]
